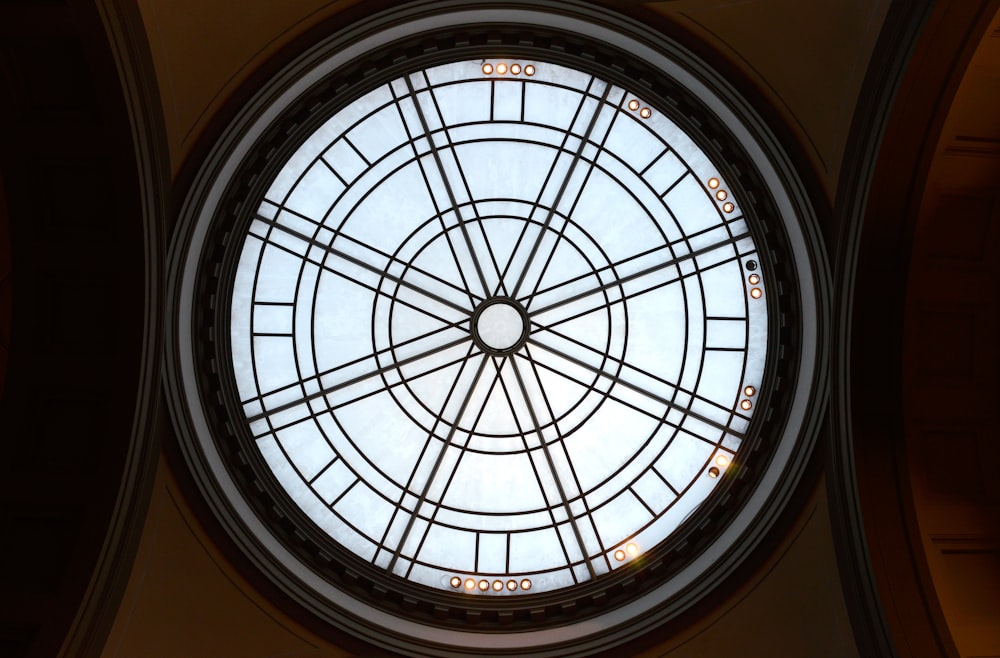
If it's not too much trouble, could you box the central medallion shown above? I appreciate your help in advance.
[471,298,529,354]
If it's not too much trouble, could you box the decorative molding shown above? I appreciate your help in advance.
[55,0,170,656]
[827,1,934,657]
[830,1,1000,658]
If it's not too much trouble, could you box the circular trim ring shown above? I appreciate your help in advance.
[164,2,830,655]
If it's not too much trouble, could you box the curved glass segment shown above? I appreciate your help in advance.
[229,59,768,595]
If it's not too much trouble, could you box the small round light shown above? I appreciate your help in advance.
[464,578,475,590]
[510,63,521,75]
[750,288,763,299]
[708,178,720,189]
[482,63,493,75]
[741,399,752,411]
[626,542,638,556]
[716,454,730,467]
[520,579,532,590]
[524,64,535,76]
[478,579,489,591]
[723,202,735,213]
[639,107,652,119]
[708,466,720,478]
[746,259,757,271]
[493,580,504,591]
[450,576,462,588]
[496,63,507,75]
[748,274,760,285]
[716,190,728,201]
[614,549,626,561]
[507,579,518,591]
[744,385,756,397]
[628,99,640,111]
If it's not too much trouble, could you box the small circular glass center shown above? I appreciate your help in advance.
[474,301,526,352]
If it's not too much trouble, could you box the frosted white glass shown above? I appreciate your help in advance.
[229,59,769,595]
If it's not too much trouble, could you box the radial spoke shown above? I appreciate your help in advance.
[250,220,463,328]
[415,70,510,296]
[521,344,609,572]
[247,335,471,423]
[385,350,489,574]
[254,212,472,316]
[526,337,744,439]
[242,313,470,408]
[519,94,625,309]
[390,86,483,307]
[526,354,720,442]
[511,80,613,298]
[528,319,747,425]
[401,357,509,577]
[520,241,673,304]
[509,351,596,579]
[263,203,478,306]
[492,80,597,295]
[401,74,492,299]
[335,225,480,305]
[529,244,747,333]
[261,347,479,436]
[493,357,577,569]
[529,231,750,318]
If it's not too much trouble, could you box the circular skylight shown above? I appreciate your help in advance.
[166,3,827,655]
[232,57,767,596]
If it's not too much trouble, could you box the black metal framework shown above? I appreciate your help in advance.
[167,4,827,656]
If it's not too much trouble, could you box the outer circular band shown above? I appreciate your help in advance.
[164,2,829,655]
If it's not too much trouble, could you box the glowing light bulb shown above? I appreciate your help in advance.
[482,63,493,75]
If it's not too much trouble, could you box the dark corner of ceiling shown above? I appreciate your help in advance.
[0,0,166,656]
[829,1,1000,658]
